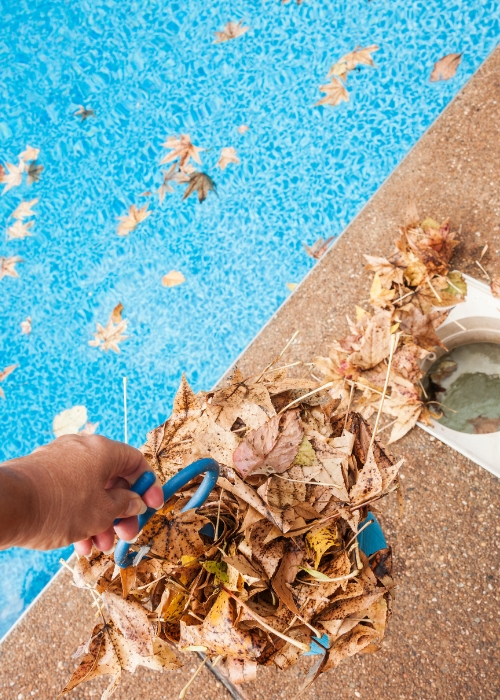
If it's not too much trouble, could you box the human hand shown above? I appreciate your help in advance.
[0,434,164,554]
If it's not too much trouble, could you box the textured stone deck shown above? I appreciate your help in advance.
[1,46,500,700]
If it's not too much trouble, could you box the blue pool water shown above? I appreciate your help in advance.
[1,0,499,639]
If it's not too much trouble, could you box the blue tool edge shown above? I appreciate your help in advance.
[307,512,388,656]
[114,458,220,569]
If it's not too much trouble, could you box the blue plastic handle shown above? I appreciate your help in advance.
[113,470,157,526]
[114,458,220,568]
[307,513,388,656]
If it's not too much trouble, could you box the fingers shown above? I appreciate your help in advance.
[105,486,146,543]
[93,526,115,554]
[114,515,141,542]
[106,473,164,511]
[143,479,164,510]
[74,538,93,556]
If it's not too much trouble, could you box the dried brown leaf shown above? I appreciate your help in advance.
[214,20,250,43]
[101,591,153,657]
[430,53,462,81]
[322,623,380,673]
[136,507,210,563]
[179,591,265,658]
[348,310,392,370]
[233,410,303,478]
[182,171,216,202]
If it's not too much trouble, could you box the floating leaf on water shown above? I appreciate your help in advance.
[182,171,216,203]
[157,163,180,203]
[0,364,18,400]
[27,161,44,185]
[53,406,88,437]
[303,237,334,260]
[162,270,185,287]
[1,160,25,194]
[116,204,151,236]
[160,134,203,170]
[0,256,23,280]
[430,53,462,81]
[7,219,34,240]
[315,77,349,108]
[214,20,250,43]
[217,147,240,170]
[19,145,40,162]
[75,105,95,120]
[89,303,128,353]
[10,198,38,220]
[20,316,32,335]
[328,45,379,81]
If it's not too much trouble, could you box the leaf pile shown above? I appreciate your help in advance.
[62,367,402,698]
[314,214,467,443]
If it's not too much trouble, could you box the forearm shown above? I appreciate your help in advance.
[0,435,162,553]
[0,462,37,549]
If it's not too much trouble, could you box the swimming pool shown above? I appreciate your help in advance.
[1,0,499,639]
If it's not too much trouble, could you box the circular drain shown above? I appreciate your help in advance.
[424,342,500,434]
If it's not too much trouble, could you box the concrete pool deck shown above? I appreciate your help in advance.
[1,45,500,700]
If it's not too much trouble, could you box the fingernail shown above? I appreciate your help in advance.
[102,547,115,555]
[151,477,165,508]
[125,494,147,517]
[124,535,139,544]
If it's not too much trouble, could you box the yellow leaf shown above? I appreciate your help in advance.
[293,436,316,467]
[404,260,427,286]
[181,555,198,566]
[203,560,229,583]
[390,322,400,334]
[355,305,367,321]
[286,282,298,291]
[163,592,186,621]
[298,565,334,581]
[306,526,340,568]
[162,270,185,287]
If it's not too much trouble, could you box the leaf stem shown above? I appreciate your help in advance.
[369,332,398,449]
[254,331,300,383]
[278,381,335,415]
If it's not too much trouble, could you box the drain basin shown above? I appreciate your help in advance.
[425,342,500,434]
